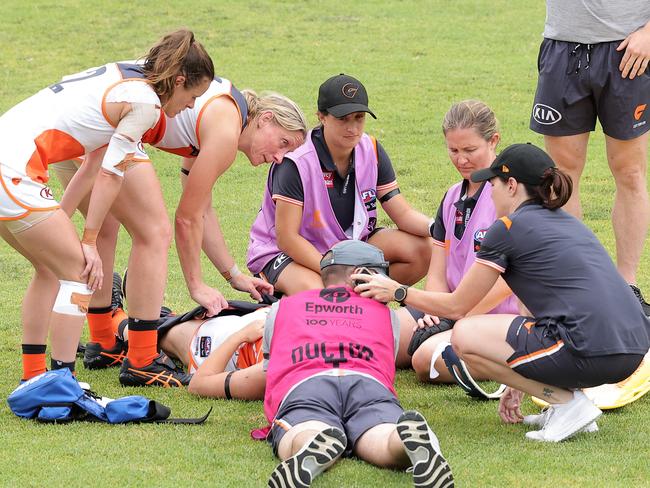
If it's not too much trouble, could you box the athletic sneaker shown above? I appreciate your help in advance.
[119,353,191,387]
[83,338,128,369]
[267,427,347,488]
[397,410,454,488]
[630,284,650,316]
[523,407,598,433]
[525,390,602,442]
[111,272,124,311]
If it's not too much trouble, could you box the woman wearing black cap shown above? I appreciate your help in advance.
[247,74,432,302]
[354,143,649,442]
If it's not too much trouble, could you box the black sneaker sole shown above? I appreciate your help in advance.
[397,411,454,488]
[268,427,347,488]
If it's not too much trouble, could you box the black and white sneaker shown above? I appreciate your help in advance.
[397,411,454,488]
[630,285,650,317]
[268,427,347,488]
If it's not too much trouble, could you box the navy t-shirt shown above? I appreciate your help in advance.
[476,202,649,357]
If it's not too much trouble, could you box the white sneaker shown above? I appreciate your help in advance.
[397,410,454,488]
[525,391,602,442]
[523,407,598,433]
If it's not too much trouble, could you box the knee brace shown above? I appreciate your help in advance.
[53,280,93,316]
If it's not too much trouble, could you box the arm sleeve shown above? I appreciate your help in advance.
[271,158,304,203]
[475,219,513,273]
[262,301,280,371]
[431,192,448,244]
[376,140,398,189]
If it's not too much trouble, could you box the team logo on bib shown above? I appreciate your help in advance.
[361,189,376,212]
[473,228,488,252]
[323,171,334,188]
[533,103,562,125]
[40,187,54,200]
[320,287,350,303]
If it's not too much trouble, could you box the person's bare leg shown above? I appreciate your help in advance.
[354,423,409,468]
[11,210,91,364]
[274,262,323,296]
[451,315,573,403]
[369,229,431,285]
[605,133,649,284]
[394,308,416,369]
[543,133,590,219]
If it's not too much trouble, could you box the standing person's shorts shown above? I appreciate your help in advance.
[0,164,59,233]
[268,374,403,456]
[506,316,644,389]
[530,38,650,140]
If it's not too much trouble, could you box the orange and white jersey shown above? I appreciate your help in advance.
[187,307,269,374]
[146,76,248,158]
[0,62,161,184]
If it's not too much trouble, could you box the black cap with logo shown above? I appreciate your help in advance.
[470,143,556,185]
[317,74,377,119]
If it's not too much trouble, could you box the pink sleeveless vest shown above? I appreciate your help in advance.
[264,287,396,422]
[442,182,518,314]
[247,131,378,274]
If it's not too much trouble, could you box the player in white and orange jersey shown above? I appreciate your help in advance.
[51,78,306,385]
[0,29,214,384]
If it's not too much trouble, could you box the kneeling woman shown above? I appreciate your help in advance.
[247,74,432,295]
[355,143,649,442]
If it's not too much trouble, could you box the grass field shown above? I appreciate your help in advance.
[0,1,649,486]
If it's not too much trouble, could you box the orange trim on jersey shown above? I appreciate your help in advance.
[432,238,446,248]
[508,340,565,368]
[475,258,505,273]
[499,216,512,230]
[25,129,85,183]
[272,194,304,207]
[235,338,264,369]
[101,79,156,128]
[377,180,398,192]
[0,166,60,217]
[196,92,242,148]
[369,135,378,162]
[141,109,167,145]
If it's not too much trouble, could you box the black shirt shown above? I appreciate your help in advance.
[271,127,397,234]
[476,202,649,356]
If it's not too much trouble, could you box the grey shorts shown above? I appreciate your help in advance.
[506,316,644,389]
[268,374,403,456]
[530,38,650,140]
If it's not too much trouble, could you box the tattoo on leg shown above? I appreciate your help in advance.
[543,387,553,398]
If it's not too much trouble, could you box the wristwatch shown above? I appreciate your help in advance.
[393,285,409,304]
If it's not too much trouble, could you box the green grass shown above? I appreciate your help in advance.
[0,1,649,486]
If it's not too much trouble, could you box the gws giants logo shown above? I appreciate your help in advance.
[533,103,562,125]
[473,228,488,252]
[40,186,54,200]
[320,287,350,303]
[342,83,359,99]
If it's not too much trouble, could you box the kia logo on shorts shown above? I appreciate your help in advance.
[40,187,54,200]
[320,287,350,303]
[533,103,562,125]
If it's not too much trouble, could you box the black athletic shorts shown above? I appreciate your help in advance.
[506,316,644,389]
[268,374,403,456]
[530,38,650,140]
[259,252,294,286]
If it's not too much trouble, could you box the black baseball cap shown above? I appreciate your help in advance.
[320,240,388,274]
[471,143,556,185]
[317,74,377,119]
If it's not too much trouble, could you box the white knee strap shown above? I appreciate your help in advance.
[53,280,93,316]
[429,341,452,380]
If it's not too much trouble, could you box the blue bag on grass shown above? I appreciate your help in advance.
[8,369,210,424]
